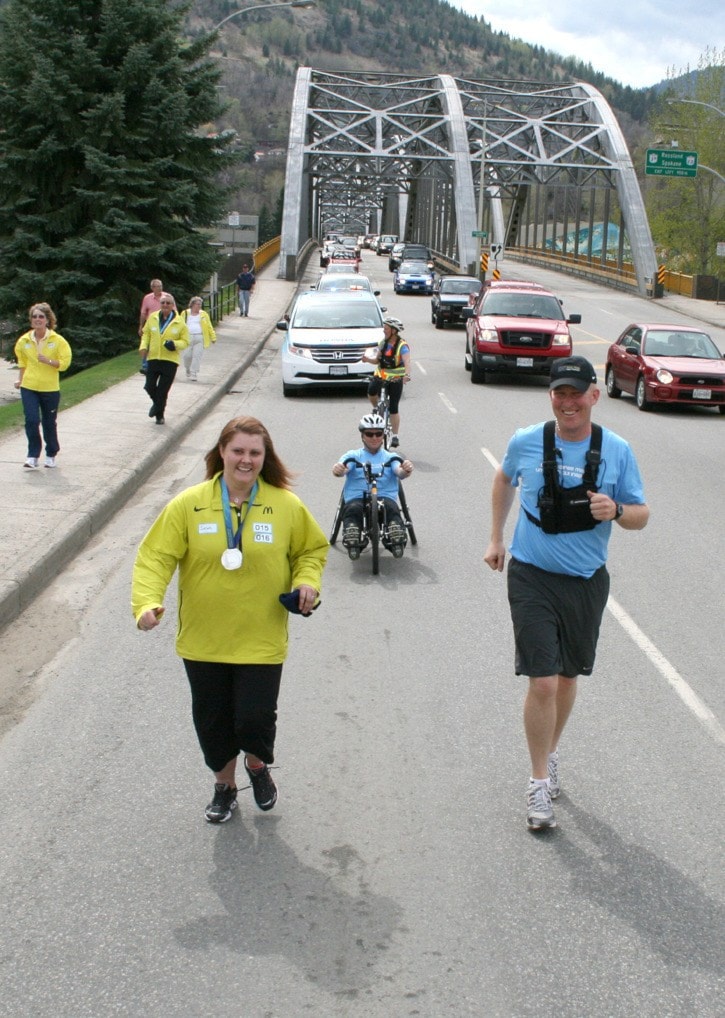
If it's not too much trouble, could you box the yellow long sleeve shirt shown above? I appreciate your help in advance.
[15,330,72,392]
[131,475,328,663]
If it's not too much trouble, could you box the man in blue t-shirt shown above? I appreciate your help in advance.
[484,356,649,832]
[333,414,413,560]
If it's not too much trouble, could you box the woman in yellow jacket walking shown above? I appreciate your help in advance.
[139,294,189,425]
[180,296,216,381]
[14,302,72,469]
[132,415,328,823]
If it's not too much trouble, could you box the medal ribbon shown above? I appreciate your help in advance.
[220,478,258,551]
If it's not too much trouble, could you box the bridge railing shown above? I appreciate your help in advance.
[203,236,283,323]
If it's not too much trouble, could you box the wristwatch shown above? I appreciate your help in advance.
[614,502,624,520]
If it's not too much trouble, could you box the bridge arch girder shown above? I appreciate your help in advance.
[280,70,656,294]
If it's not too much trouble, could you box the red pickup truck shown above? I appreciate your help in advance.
[463,282,581,384]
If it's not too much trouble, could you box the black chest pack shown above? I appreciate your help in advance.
[525,421,603,534]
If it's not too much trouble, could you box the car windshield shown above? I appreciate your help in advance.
[643,330,721,358]
[399,261,429,273]
[482,293,564,320]
[441,279,479,294]
[291,301,382,329]
[318,276,370,291]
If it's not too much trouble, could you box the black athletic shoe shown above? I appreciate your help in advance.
[148,404,157,418]
[244,761,278,812]
[205,783,238,823]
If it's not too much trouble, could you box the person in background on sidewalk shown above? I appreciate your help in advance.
[139,294,189,425]
[483,356,649,832]
[235,263,256,317]
[14,302,72,469]
[132,415,328,823]
[332,413,413,560]
[138,279,176,374]
[363,316,411,448]
[138,278,164,337]
[180,297,216,381]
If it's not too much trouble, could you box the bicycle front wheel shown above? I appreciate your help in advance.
[369,489,380,574]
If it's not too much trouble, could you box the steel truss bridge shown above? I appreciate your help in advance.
[280,70,657,295]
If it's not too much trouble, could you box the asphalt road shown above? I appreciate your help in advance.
[0,252,723,1017]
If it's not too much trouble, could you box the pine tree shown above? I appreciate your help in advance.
[0,0,236,368]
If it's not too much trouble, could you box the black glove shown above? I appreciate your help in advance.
[139,361,147,374]
[163,340,176,351]
[278,589,321,617]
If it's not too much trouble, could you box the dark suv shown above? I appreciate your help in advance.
[389,243,432,271]
[431,275,482,329]
[463,283,581,383]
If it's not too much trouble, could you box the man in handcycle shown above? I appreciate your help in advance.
[332,414,413,560]
[363,316,411,449]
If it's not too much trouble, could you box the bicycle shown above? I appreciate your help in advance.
[330,455,417,575]
[373,380,394,450]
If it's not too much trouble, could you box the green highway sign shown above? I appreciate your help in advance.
[471,230,488,238]
[645,148,698,178]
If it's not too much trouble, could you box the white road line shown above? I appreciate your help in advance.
[416,362,427,375]
[438,392,457,414]
[481,446,500,471]
[606,596,725,747]
[479,447,725,747]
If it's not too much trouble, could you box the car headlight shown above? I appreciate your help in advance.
[479,328,498,342]
[552,332,571,346]
[656,368,674,384]
[288,344,312,358]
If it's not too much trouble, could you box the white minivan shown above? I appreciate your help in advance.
[277,291,384,397]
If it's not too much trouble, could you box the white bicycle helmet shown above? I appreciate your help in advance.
[359,413,386,432]
[382,315,404,332]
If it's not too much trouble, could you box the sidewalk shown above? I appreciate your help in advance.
[0,263,300,632]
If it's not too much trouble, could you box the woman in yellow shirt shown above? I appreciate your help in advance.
[132,415,328,824]
[14,302,72,469]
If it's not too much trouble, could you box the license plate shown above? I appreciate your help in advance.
[411,283,420,289]
[516,357,534,368]
[329,365,348,376]
[692,388,711,399]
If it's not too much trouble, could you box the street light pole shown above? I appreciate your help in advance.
[213,0,315,31]
[666,98,725,118]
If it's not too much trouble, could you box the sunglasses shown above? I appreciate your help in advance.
[363,431,384,437]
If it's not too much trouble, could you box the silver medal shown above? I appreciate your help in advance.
[221,548,243,570]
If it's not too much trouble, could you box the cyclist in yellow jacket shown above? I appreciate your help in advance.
[132,415,328,823]
[364,315,411,448]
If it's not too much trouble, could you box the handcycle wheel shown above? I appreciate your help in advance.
[398,483,417,546]
[369,490,380,574]
[329,492,345,545]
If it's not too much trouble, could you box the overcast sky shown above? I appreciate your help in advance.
[450,1,720,89]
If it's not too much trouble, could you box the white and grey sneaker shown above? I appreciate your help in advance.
[23,457,39,469]
[44,457,57,469]
[527,780,556,830]
[548,750,560,799]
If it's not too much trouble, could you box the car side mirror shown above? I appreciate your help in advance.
[462,307,475,319]
[276,320,289,331]
[567,314,582,325]
[374,290,381,296]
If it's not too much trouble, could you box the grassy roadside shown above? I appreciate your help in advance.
[0,352,141,436]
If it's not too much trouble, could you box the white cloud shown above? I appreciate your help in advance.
[449,1,720,88]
